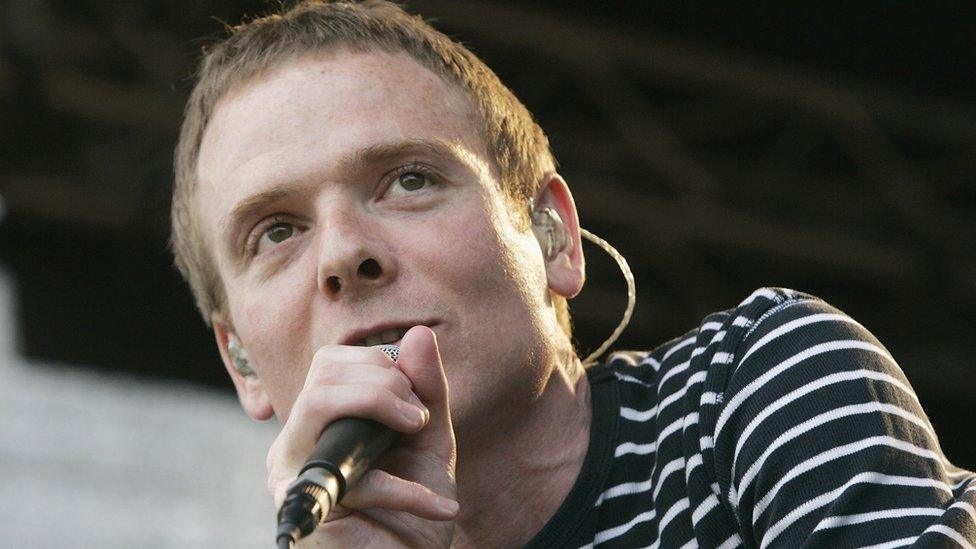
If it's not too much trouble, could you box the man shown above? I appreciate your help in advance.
[170,1,975,547]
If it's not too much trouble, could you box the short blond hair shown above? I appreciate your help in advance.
[171,0,570,335]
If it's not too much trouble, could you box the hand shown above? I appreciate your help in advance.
[266,326,457,548]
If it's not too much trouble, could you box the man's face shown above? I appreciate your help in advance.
[195,51,556,431]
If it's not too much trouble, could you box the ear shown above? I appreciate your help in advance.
[532,174,585,298]
[213,316,274,421]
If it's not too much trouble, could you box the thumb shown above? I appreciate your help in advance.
[397,325,448,410]
[397,326,454,455]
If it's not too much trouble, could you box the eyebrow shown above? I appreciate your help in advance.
[350,137,452,168]
[220,187,297,251]
[218,137,462,261]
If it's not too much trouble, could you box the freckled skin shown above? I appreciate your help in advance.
[195,51,560,438]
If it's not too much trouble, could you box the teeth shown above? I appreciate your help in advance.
[356,327,410,347]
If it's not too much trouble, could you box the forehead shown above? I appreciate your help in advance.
[193,50,488,250]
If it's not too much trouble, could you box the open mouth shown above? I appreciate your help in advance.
[354,327,410,347]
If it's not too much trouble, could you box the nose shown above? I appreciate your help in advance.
[315,206,397,300]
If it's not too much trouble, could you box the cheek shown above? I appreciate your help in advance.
[408,201,546,311]
[227,265,316,387]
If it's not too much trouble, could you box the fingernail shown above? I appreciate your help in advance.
[438,498,459,515]
[399,401,425,426]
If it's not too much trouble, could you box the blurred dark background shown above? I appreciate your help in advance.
[0,1,973,467]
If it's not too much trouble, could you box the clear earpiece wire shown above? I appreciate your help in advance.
[579,228,636,366]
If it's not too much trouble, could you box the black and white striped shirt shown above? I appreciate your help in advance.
[526,287,976,548]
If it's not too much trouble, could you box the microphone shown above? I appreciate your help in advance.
[276,344,401,548]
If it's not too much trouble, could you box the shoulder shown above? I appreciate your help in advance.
[603,287,863,390]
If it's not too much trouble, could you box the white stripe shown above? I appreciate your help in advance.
[658,371,706,418]
[615,441,656,457]
[692,493,719,525]
[715,339,897,441]
[659,330,727,388]
[738,403,935,508]
[739,313,864,367]
[855,537,917,549]
[754,444,951,520]
[592,509,656,544]
[757,469,950,549]
[653,457,686,502]
[642,355,661,370]
[730,369,919,476]
[614,371,652,387]
[732,315,752,328]
[716,533,743,549]
[739,287,782,306]
[648,498,691,549]
[595,476,654,506]
[622,405,658,421]
[924,524,975,549]
[701,321,724,333]
[657,416,685,446]
[658,359,692,390]
[700,435,714,450]
[949,500,976,525]
[663,336,697,363]
[686,453,703,482]
[651,411,700,458]
[712,351,732,365]
[675,539,698,549]
[700,392,720,405]
[815,507,942,530]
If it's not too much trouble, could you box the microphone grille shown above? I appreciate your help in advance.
[377,344,399,363]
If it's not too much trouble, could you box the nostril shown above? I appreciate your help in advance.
[358,258,382,280]
[326,275,342,293]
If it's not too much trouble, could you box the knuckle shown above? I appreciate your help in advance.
[368,469,393,492]
[310,344,335,364]
[289,390,314,418]
[364,385,385,409]
[313,365,340,387]
[304,388,336,418]
[369,346,397,365]
[309,350,342,383]
[384,369,412,395]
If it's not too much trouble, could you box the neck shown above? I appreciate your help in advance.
[452,348,591,548]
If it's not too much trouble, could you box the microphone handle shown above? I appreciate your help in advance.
[276,344,401,545]
[302,417,400,499]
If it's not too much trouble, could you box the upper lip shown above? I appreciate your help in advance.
[340,320,438,346]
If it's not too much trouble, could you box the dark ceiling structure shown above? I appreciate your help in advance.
[0,1,973,466]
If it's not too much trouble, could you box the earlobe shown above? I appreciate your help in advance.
[531,174,585,298]
[213,318,274,421]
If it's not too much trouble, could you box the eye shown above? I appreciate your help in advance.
[386,167,436,197]
[265,222,294,244]
[247,218,299,256]
[397,172,428,191]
